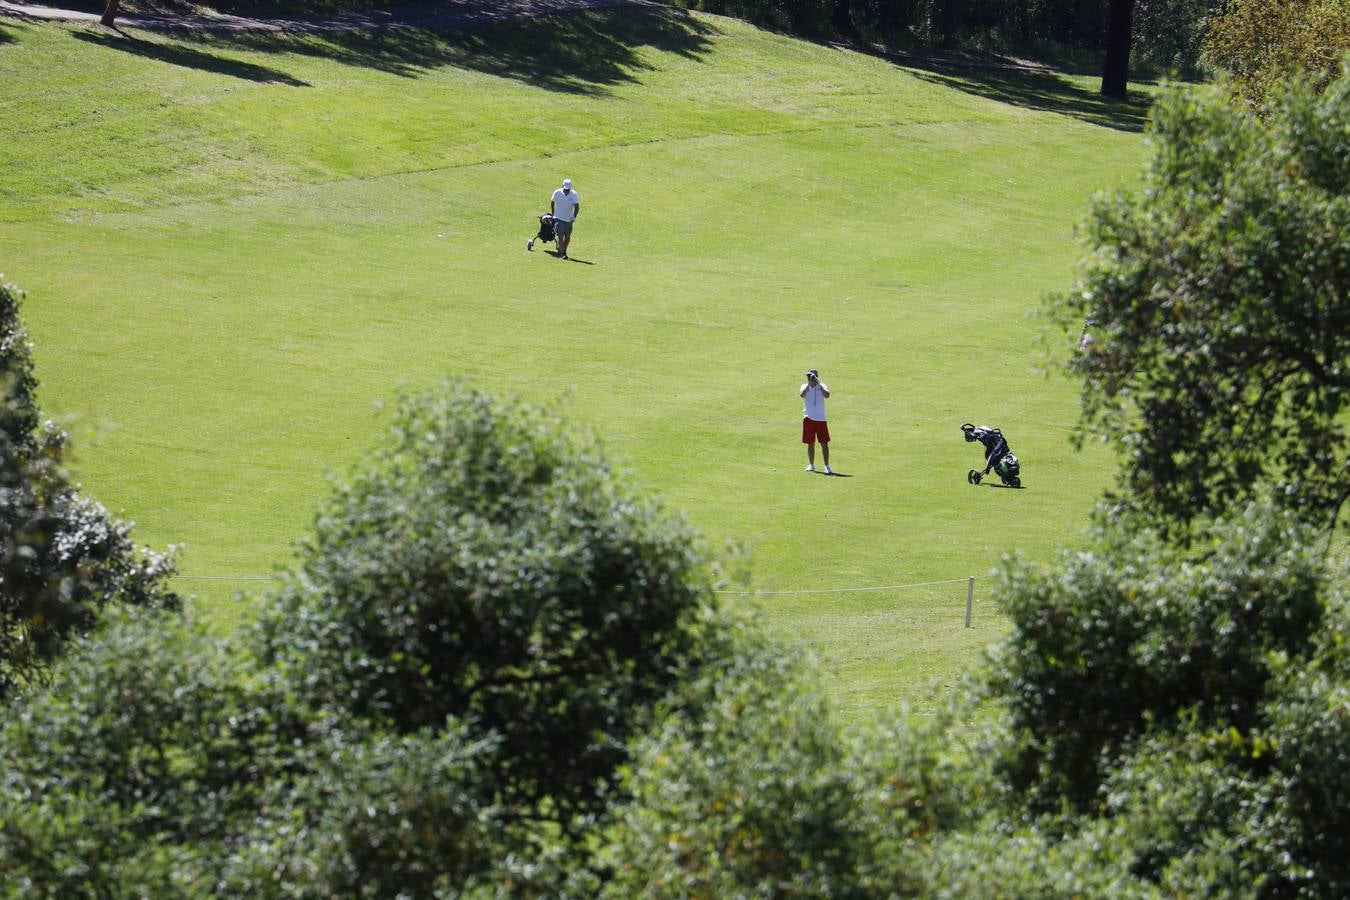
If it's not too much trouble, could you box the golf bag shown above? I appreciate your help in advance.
[961,423,1022,488]
[527,213,556,251]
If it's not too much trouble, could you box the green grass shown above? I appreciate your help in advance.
[0,8,1150,716]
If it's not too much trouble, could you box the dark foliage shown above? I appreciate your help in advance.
[1130,0,1216,75]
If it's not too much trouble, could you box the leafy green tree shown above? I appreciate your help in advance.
[1131,0,1217,75]
[989,498,1326,812]
[1053,68,1350,527]
[919,818,1162,899]
[249,383,721,840]
[1031,574,1350,897]
[1247,587,1350,896]
[0,609,516,897]
[594,627,978,897]
[0,277,177,702]
[1204,0,1350,107]
[964,497,1350,896]
[1094,729,1268,895]
[0,611,274,894]
[218,725,509,898]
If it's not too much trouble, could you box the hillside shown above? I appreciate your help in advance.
[0,5,1149,712]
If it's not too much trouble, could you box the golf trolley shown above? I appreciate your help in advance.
[527,213,556,251]
[961,423,1022,488]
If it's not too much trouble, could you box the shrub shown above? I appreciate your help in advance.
[1204,0,1350,107]
[595,624,981,896]
[250,382,720,835]
[1250,583,1350,897]
[0,611,269,894]
[219,725,508,898]
[1098,729,1271,894]
[0,609,522,897]
[919,818,1161,899]
[988,498,1326,811]
[597,638,866,895]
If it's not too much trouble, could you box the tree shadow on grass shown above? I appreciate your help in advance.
[905,60,1150,133]
[185,8,716,93]
[72,28,310,85]
[1,7,45,41]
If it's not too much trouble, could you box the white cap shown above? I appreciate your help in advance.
[562,178,573,189]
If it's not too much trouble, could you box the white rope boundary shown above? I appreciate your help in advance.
[169,574,982,626]
[171,575,274,582]
[714,578,970,596]
[169,574,971,594]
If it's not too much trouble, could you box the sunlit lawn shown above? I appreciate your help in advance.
[0,6,1149,714]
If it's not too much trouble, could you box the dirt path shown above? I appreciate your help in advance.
[0,0,661,33]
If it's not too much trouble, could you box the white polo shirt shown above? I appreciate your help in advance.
[551,188,580,222]
[802,383,828,421]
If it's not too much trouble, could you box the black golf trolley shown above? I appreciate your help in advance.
[527,213,556,252]
[961,423,1022,488]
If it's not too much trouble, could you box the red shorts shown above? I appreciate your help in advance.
[802,417,830,444]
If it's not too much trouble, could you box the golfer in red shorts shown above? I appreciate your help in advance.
[800,368,832,474]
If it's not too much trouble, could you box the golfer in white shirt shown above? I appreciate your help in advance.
[800,369,832,474]
[550,178,580,259]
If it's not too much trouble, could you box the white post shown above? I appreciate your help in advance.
[965,576,975,628]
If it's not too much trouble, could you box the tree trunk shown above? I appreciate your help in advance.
[831,0,856,38]
[1100,0,1135,99]
[100,0,119,26]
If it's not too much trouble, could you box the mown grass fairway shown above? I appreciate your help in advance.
[0,7,1148,714]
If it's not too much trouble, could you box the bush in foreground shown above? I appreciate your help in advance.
[592,629,978,896]
[989,499,1327,813]
[248,383,721,841]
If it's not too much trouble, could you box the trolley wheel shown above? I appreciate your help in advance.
[967,469,982,485]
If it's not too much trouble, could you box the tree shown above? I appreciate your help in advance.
[1101,0,1137,97]
[0,277,177,701]
[1131,0,1218,75]
[831,0,859,36]
[1204,0,1350,107]
[593,625,979,897]
[0,608,515,895]
[988,498,1326,812]
[249,382,722,840]
[1053,67,1350,527]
